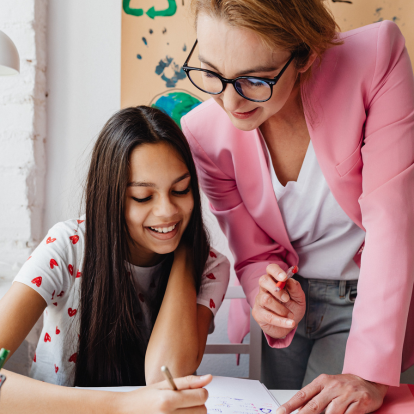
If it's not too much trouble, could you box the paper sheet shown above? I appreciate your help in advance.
[78,376,281,413]
[205,377,280,414]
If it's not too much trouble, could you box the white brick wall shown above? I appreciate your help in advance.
[0,0,47,282]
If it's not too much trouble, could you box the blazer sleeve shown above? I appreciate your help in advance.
[342,21,414,386]
[182,117,297,348]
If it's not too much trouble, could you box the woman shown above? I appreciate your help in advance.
[181,0,414,413]
[0,106,230,413]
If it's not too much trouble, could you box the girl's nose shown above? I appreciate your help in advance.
[153,195,178,218]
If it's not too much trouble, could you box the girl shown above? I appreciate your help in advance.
[0,106,229,413]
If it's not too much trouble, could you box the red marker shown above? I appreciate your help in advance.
[275,265,299,292]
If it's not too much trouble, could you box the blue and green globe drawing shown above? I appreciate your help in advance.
[151,90,203,129]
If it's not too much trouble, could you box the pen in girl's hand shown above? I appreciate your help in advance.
[275,266,299,292]
[161,366,178,390]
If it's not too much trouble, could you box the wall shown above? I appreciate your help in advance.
[0,0,47,283]
[0,0,47,374]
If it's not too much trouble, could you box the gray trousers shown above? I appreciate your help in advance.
[261,275,357,390]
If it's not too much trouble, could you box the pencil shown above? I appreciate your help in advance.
[161,366,178,391]
[275,266,299,292]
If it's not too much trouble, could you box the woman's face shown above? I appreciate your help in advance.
[124,142,194,266]
[196,14,300,131]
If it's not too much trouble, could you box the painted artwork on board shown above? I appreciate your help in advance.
[121,0,413,129]
[121,0,208,128]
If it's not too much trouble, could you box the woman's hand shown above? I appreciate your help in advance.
[276,374,388,414]
[117,375,212,414]
[252,264,305,339]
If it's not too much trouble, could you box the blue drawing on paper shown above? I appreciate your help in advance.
[142,37,148,46]
[137,54,142,59]
[155,56,186,87]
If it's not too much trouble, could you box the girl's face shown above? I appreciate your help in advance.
[196,14,303,131]
[124,142,194,266]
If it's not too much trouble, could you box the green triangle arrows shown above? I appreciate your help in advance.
[146,1,177,19]
[123,0,178,19]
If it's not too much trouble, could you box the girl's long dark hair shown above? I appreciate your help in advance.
[74,106,210,387]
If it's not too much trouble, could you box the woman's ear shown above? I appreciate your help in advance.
[298,51,318,73]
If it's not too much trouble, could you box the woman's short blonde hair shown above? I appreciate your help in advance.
[191,0,341,77]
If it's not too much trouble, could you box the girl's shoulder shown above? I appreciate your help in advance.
[13,216,86,307]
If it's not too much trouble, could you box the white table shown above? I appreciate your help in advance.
[271,390,298,405]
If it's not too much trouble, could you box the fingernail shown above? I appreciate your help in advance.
[276,272,286,281]
[281,293,289,302]
[199,375,210,380]
[276,407,286,414]
[287,320,294,327]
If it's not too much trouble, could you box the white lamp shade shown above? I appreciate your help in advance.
[0,30,20,76]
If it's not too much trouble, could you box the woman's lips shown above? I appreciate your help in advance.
[231,107,259,119]
[146,221,180,241]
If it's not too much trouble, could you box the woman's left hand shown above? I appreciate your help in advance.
[276,374,388,414]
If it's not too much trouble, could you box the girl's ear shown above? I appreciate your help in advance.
[298,51,318,73]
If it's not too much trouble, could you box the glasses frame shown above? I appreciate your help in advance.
[182,40,296,103]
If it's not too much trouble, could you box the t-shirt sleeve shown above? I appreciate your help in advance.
[13,221,81,306]
[197,247,230,318]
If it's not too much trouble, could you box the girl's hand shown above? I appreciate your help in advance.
[117,374,212,414]
[252,264,306,339]
[275,374,388,414]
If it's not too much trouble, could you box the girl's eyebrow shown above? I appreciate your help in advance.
[128,172,191,187]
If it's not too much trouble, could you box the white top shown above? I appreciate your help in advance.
[264,140,365,280]
[13,217,230,386]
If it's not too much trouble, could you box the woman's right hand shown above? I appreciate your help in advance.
[252,264,306,339]
[117,374,212,414]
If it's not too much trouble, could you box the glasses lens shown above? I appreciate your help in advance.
[188,70,223,94]
[234,78,272,101]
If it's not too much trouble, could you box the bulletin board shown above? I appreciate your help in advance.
[121,0,414,127]
[121,0,207,128]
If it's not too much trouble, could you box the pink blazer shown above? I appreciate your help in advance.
[182,21,414,386]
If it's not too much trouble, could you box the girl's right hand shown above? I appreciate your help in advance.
[252,264,306,340]
[117,374,212,414]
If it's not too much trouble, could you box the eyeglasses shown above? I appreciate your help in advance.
[182,40,295,103]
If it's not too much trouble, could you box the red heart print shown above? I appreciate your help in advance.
[206,273,216,280]
[210,299,216,309]
[209,251,217,258]
[31,277,42,287]
[44,333,51,342]
[50,259,58,269]
[77,219,84,224]
[46,237,56,244]
[51,290,55,300]
[138,293,145,302]
[33,353,36,362]
[76,270,82,278]
[68,353,77,363]
[68,264,73,276]
[27,256,32,260]
[56,326,60,335]
[68,308,77,317]
[69,235,79,245]
[54,364,59,373]
[53,302,58,306]
[57,291,64,297]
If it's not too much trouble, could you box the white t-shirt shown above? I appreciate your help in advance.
[265,139,366,280]
[13,217,230,386]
